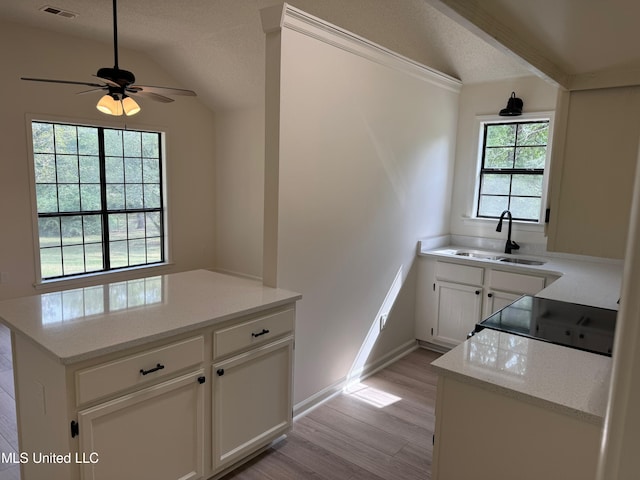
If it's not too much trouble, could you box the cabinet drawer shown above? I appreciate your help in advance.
[76,336,204,406]
[436,261,484,286]
[490,270,545,295]
[214,308,294,359]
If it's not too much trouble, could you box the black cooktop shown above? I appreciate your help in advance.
[474,295,617,356]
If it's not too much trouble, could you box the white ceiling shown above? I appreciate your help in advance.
[426,0,640,90]
[2,0,640,111]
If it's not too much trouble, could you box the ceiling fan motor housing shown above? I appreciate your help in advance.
[97,67,135,87]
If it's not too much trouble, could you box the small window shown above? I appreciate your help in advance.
[476,119,550,222]
[30,121,166,280]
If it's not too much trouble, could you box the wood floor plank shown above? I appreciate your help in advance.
[0,431,18,473]
[304,400,408,456]
[362,373,437,412]
[394,438,433,474]
[273,432,386,480]
[324,393,431,448]
[0,391,17,451]
[0,465,20,480]
[234,449,324,480]
[384,351,440,385]
[292,416,426,480]
[219,452,275,480]
[0,355,12,375]
[0,371,14,400]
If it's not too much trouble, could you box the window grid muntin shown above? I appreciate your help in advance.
[32,121,164,280]
[476,120,549,222]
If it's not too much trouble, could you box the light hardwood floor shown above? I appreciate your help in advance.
[0,324,19,480]
[220,347,440,480]
[0,323,440,480]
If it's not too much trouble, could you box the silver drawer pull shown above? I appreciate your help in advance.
[251,328,270,338]
[140,363,165,375]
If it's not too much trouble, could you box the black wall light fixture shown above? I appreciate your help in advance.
[499,92,523,116]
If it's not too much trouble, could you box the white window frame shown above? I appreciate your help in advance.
[472,111,555,225]
[26,114,171,287]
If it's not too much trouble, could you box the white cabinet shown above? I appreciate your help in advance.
[546,88,640,259]
[78,371,205,480]
[434,281,483,345]
[211,308,294,470]
[416,257,553,348]
[11,304,297,480]
[486,290,521,315]
[484,269,547,318]
[212,336,293,469]
[432,375,601,480]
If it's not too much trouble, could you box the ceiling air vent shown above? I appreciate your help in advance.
[39,5,78,19]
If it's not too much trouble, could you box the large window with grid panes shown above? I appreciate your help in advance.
[29,120,166,281]
[475,116,552,222]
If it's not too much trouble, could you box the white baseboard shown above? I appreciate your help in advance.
[417,339,451,354]
[293,339,418,419]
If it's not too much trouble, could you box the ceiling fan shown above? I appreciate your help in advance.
[21,0,196,116]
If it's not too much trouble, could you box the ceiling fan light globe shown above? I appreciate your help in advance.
[122,96,141,116]
[96,94,123,116]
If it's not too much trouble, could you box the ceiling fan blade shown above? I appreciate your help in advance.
[130,85,197,96]
[93,74,120,88]
[21,77,105,88]
[128,90,175,103]
[76,87,108,95]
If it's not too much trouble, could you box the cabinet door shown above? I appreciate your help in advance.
[435,281,483,345]
[415,258,438,342]
[212,336,293,471]
[78,371,205,480]
[486,290,522,317]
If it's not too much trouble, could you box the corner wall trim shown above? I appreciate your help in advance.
[261,3,462,93]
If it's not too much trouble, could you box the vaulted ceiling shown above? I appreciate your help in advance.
[2,0,639,111]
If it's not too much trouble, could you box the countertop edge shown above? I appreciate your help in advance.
[64,295,301,364]
[0,270,302,365]
[431,361,604,425]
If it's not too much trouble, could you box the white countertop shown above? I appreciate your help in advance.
[0,270,301,364]
[420,245,623,310]
[431,329,611,424]
[420,243,622,421]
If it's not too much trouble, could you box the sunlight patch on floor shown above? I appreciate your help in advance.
[344,382,402,408]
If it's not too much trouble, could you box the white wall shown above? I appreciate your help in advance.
[449,77,559,247]
[213,107,264,279]
[0,20,216,300]
[264,8,460,406]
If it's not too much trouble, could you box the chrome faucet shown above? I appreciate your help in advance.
[496,210,520,254]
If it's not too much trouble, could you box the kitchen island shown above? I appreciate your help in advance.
[0,269,301,480]
[431,329,610,480]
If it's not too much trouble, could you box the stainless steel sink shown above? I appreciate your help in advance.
[498,257,545,266]
[450,249,546,266]
[454,252,501,261]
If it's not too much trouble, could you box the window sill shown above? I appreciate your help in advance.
[461,216,545,232]
[34,263,175,292]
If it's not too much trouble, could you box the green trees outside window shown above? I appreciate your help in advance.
[477,120,549,222]
[31,121,165,280]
